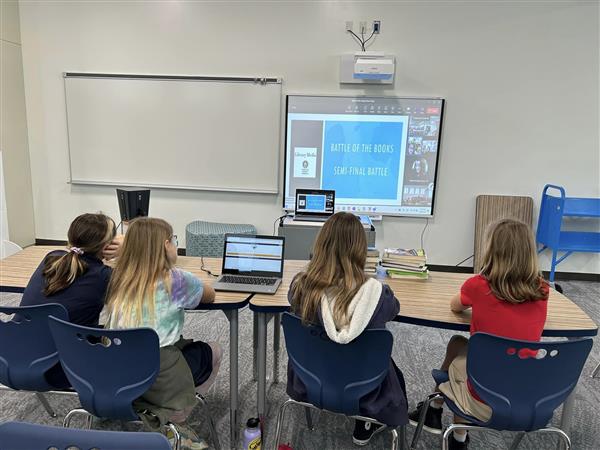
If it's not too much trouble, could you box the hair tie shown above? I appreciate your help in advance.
[69,247,84,255]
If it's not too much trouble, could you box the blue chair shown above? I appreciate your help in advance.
[47,316,221,450]
[0,304,77,418]
[536,184,600,283]
[0,421,171,450]
[273,312,406,450]
[411,333,593,450]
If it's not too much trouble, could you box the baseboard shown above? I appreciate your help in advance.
[34,240,598,282]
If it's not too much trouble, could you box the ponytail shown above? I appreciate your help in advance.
[43,249,88,296]
[42,213,116,296]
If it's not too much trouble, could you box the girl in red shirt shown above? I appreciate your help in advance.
[409,219,549,450]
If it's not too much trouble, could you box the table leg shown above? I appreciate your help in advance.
[224,310,239,446]
[257,312,268,426]
[253,313,258,382]
[273,313,281,384]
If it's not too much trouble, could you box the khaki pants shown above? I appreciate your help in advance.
[438,349,492,422]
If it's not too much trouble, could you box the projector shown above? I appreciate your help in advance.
[340,51,395,84]
[354,56,395,80]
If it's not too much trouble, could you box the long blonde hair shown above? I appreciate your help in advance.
[480,219,548,304]
[290,212,368,326]
[43,213,115,296]
[105,217,174,327]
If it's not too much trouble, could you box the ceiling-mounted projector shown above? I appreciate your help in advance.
[340,51,395,84]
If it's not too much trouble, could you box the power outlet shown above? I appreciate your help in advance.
[359,21,367,34]
[373,20,381,34]
[345,21,353,32]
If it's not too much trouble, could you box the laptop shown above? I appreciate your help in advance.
[212,234,285,294]
[293,189,335,222]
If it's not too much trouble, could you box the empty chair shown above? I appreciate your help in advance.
[411,333,593,450]
[0,304,76,417]
[48,316,220,450]
[273,312,406,450]
[0,421,171,450]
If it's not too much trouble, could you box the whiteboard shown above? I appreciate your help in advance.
[64,74,282,193]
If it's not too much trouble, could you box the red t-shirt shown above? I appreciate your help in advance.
[460,274,549,401]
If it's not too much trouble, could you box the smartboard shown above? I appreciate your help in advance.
[64,73,282,193]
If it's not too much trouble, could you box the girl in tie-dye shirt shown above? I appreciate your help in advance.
[105,218,222,448]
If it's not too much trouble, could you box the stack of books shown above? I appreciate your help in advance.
[381,248,428,280]
[365,247,380,276]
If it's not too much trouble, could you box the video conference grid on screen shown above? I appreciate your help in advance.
[283,95,444,216]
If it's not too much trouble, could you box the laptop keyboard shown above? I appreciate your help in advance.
[220,275,277,286]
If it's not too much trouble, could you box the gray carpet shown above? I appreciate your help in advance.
[1,280,599,449]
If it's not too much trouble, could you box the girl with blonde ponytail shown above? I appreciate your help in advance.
[20,212,121,388]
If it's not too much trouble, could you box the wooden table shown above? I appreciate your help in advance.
[0,245,249,444]
[249,260,598,436]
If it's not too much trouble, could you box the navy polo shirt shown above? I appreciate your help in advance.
[20,251,112,328]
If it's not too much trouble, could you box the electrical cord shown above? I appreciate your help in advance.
[273,213,292,236]
[200,256,219,278]
[420,218,429,250]
[363,29,376,47]
[455,254,474,267]
[347,30,365,50]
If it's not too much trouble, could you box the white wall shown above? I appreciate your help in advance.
[0,0,35,246]
[18,1,600,273]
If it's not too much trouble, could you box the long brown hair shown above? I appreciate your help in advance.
[480,219,548,304]
[105,217,174,328]
[290,212,368,326]
[43,213,116,296]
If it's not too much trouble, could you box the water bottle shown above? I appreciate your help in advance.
[242,417,261,450]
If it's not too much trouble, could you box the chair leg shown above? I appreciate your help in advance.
[85,414,94,430]
[410,393,442,450]
[397,425,409,450]
[166,422,182,450]
[304,406,314,430]
[273,399,296,449]
[535,427,571,450]
[508,432,525,450]
[591,362,600,379]
[35,393,57,418]
[63,408,90,428]
[390,427,399,450]
[196,394,221,450]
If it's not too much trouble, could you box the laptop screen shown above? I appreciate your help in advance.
[295,189,335,215]
[222,235,284,276]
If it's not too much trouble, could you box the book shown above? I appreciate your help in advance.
[386,268,429,280]
[383,248,427,264]
[381,263,428,273]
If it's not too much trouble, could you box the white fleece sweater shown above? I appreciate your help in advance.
[320,278,383,344]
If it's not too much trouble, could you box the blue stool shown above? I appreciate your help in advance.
[185,220,257,257]
[411,333,593,450]
[0,421,171,450]
[273,312,406,450]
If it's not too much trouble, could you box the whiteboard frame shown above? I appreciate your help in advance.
[63,72,283,194]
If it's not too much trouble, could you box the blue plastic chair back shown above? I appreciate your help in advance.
[282,312,392,415]
[466,333,593,431]
[48,316,160,421]
[0,421,171,450]
[536,184,565,248]
[0,304,68,391]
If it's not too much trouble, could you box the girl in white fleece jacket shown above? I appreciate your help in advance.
[287,212,408,446]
